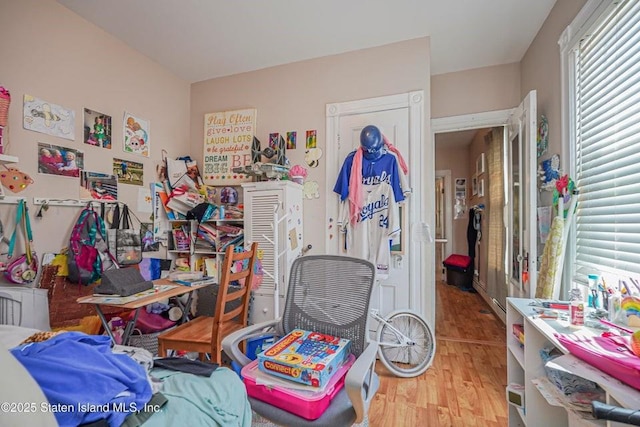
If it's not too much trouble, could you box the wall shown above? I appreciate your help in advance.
[0,0,190,261]
[431,63,521,118]
[190,38,430,254]
[520,0,588,168]
[434,144,470,255]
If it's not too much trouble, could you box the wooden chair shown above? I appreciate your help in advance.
[158,242,258,364]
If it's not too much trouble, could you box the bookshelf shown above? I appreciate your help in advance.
[167,217,244,283]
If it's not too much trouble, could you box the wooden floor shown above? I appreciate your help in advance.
[368,281,508,426]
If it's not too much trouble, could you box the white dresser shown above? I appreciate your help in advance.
[0,285,50,331]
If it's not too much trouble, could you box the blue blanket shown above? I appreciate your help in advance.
[11,332,151,427]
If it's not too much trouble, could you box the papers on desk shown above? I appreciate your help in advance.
[170,276,217,287]
[85,284,176,304]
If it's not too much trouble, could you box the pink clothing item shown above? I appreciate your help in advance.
[383,135,408,175]
[347,134,409,225]
[348,147,364,225]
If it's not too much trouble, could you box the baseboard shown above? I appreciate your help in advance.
[473,279,506,324]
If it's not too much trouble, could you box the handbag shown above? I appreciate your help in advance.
[4,200,38,284]
[113,204,142,265]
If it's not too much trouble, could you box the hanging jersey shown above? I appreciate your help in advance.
[333,151,406,203]
[338,182,400,279]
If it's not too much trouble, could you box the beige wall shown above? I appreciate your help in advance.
[191,38,430,253]
[520,0,587,205]
[431,63,521,118]
[435,144,470,256]
[0,0,190,258]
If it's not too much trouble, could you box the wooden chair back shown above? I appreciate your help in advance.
[211,242,258,356]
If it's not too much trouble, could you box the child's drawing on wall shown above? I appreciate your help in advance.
[123,112,150,157]
[23,95,75,140]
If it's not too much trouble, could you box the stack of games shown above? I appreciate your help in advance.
[257,329,351,388]
[241,328,353,420]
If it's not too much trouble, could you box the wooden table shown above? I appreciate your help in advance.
[77,279,211,345]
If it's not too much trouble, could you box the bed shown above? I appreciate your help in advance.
[0,325,252,427]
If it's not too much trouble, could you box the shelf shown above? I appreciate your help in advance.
[516,407,527,426]
[0,154,18,164]
[507,339,525,369]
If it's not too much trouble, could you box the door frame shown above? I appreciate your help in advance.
[435,170,452,282]
[432,109,513,320]
[326,91,427,319]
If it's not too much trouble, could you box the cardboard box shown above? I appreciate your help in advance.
[257,329,351,388]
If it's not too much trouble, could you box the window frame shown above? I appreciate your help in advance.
[560,0,635,296]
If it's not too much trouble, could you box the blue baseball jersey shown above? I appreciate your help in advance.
[333,151,406,203]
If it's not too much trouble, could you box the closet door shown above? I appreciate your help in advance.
[334,108,410,333]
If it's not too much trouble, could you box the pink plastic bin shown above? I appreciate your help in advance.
[242,353,355,420]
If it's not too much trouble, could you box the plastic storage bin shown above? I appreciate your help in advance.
[242,354,355,420]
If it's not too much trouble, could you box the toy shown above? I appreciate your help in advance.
[538,154,561,191]
[257,329,351,388]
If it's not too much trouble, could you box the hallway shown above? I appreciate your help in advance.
[369,281,508,426]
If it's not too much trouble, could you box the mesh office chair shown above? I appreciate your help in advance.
[0,292,22,326]
[223,255,378,426]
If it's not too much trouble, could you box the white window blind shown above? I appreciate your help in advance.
[574,0,640,282]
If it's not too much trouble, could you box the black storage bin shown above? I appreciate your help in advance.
[443,254,473,289]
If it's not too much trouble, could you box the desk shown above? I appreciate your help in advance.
[77,279,210,345]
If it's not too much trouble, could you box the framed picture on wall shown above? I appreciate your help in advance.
[472,176,478,196]
[479,179,485,197]
[476,153,486,175]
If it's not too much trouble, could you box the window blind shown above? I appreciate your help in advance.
[575,0,640,281]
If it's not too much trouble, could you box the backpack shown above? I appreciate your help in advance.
[67,206,115,285]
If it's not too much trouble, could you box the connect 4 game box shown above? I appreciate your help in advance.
[257,329,352,388]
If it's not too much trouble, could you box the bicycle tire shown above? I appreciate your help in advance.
[376,310,435,378]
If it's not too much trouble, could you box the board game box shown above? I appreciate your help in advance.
[257,329,352,388]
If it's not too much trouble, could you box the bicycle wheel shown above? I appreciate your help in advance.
[376,310,436,378]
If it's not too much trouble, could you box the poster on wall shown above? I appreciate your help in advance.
[24,95,75,141]
[84,108,112,149]
[37,142,83,178]
[123,112,150,157]
[202,108,256,185]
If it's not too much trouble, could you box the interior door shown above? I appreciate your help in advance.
[506,90,537,298]
[332,108,410,332]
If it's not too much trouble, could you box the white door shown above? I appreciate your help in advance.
[331,108,410,331]
[506,90,537,298]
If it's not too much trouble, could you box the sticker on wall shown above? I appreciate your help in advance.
[113,157,144,186]
[0,167,33,193]
[123,112,150,157]
[286,131,297,150]
[23,95,75,140]
[306,130,317,149]
[305,147,323,168]
[303,180,320,199]
[84,108,112,149]
[38,142,83,178]
[80,171,118,201]
[269,133,279,149]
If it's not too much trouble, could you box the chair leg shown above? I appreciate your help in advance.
[159,340,166,358]
[199,353,206,361]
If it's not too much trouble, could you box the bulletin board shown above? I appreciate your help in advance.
[202,108,256,185]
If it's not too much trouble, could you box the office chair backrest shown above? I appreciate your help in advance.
[0,292,22,326]
[281,255,375,357]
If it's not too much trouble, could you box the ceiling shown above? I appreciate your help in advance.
[435,129,480,149]
[57,0,557,83]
